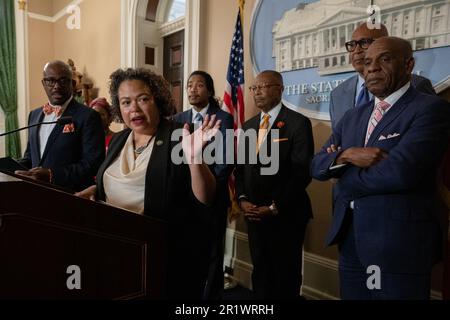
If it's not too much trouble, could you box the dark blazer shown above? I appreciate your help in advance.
[173,104,234,206]
[311,87,450,274]
[173,104,234,178]
[173,104,234,299]
[329,74,436,130]
[235,105,314,222]
[95,119,212,299]
[19,99,104,191]
[234,104,314,299]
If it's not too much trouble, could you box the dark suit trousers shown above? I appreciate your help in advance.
[339,216,431,300]
[203,205,228,300]
[247,216,307,299]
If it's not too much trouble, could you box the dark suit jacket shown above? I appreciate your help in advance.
[235,105,314,223]
[19,99,104,191]
[173,104,234,207]
[311,87,450,274]
[329,74,436,130]
[95,119,212,298]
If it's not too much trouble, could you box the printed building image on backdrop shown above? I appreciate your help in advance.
[250,0,450,120]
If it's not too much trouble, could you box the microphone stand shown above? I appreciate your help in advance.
[0,116,73,137]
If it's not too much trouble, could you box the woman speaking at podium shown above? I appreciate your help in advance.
[76,68,220,299]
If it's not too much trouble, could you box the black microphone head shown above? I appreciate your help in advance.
[57,116,73,125]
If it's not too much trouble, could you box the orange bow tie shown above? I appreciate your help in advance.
[43,103,62,117]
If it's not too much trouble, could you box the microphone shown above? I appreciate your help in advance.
[0,116,73,137]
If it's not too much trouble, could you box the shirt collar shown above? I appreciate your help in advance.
[357,74,365,89]
[48,95,73,112]
[374,81,410,110]
[192,104,209,120]
[260,102,282,129]
[260,102,282,120]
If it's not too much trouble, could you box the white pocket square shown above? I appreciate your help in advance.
[379,133,400,141]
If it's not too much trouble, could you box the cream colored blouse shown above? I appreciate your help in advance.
[103,132,154,214]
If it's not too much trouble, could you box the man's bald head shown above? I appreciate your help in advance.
[380,36,413,60]
[349,23,389,74]
[259,70,284,85]
[364,36,415,99]
[353,23,388,41]
[43,60,72,78]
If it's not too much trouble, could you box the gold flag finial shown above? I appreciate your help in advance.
[239,0,245,24]
[18,0,26,10]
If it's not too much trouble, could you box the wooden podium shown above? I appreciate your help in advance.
[0,171,167,299]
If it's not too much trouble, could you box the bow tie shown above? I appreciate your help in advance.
[43,103,63,117]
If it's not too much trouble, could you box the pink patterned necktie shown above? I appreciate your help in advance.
[43,103,62,117]
[365,100,390,145]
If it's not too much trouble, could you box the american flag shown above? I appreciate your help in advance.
[222,2,245,218]
[222,4,245,129]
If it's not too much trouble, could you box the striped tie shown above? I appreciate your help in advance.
[257,114,270,152]
[194,113,203,124]
[365,100,390,145]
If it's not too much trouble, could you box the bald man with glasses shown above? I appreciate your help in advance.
[235,70,314,299]
[329,23,435,130]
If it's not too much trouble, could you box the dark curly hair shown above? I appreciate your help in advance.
[109,68,176,122]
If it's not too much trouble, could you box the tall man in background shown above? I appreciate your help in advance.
[235,70,314,299]
[329,23,435,130]
[173,70,234,299]
[311,37,450,299]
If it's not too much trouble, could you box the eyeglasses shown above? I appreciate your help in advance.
[248,83,281,93]
[345,38,375,52]
[42,77,72,87]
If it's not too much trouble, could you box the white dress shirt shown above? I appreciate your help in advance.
[39,96,72,157]
[191,104,209,125]
[260,102,282,129]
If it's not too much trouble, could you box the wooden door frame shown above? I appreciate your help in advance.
[121,0,201,109]
[163,30,185,114]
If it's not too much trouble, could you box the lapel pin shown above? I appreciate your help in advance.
[156,140,163,146]
[276,121,285,129]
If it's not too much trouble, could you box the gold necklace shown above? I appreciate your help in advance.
[134,135,155,154]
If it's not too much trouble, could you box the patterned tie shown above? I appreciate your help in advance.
[356,83,370,108]
[43,103,62,117]
[257,114,270,152]
[193,112,203,124]
[365,100,391,145]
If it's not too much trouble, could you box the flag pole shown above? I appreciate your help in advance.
[223,0,246,290]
